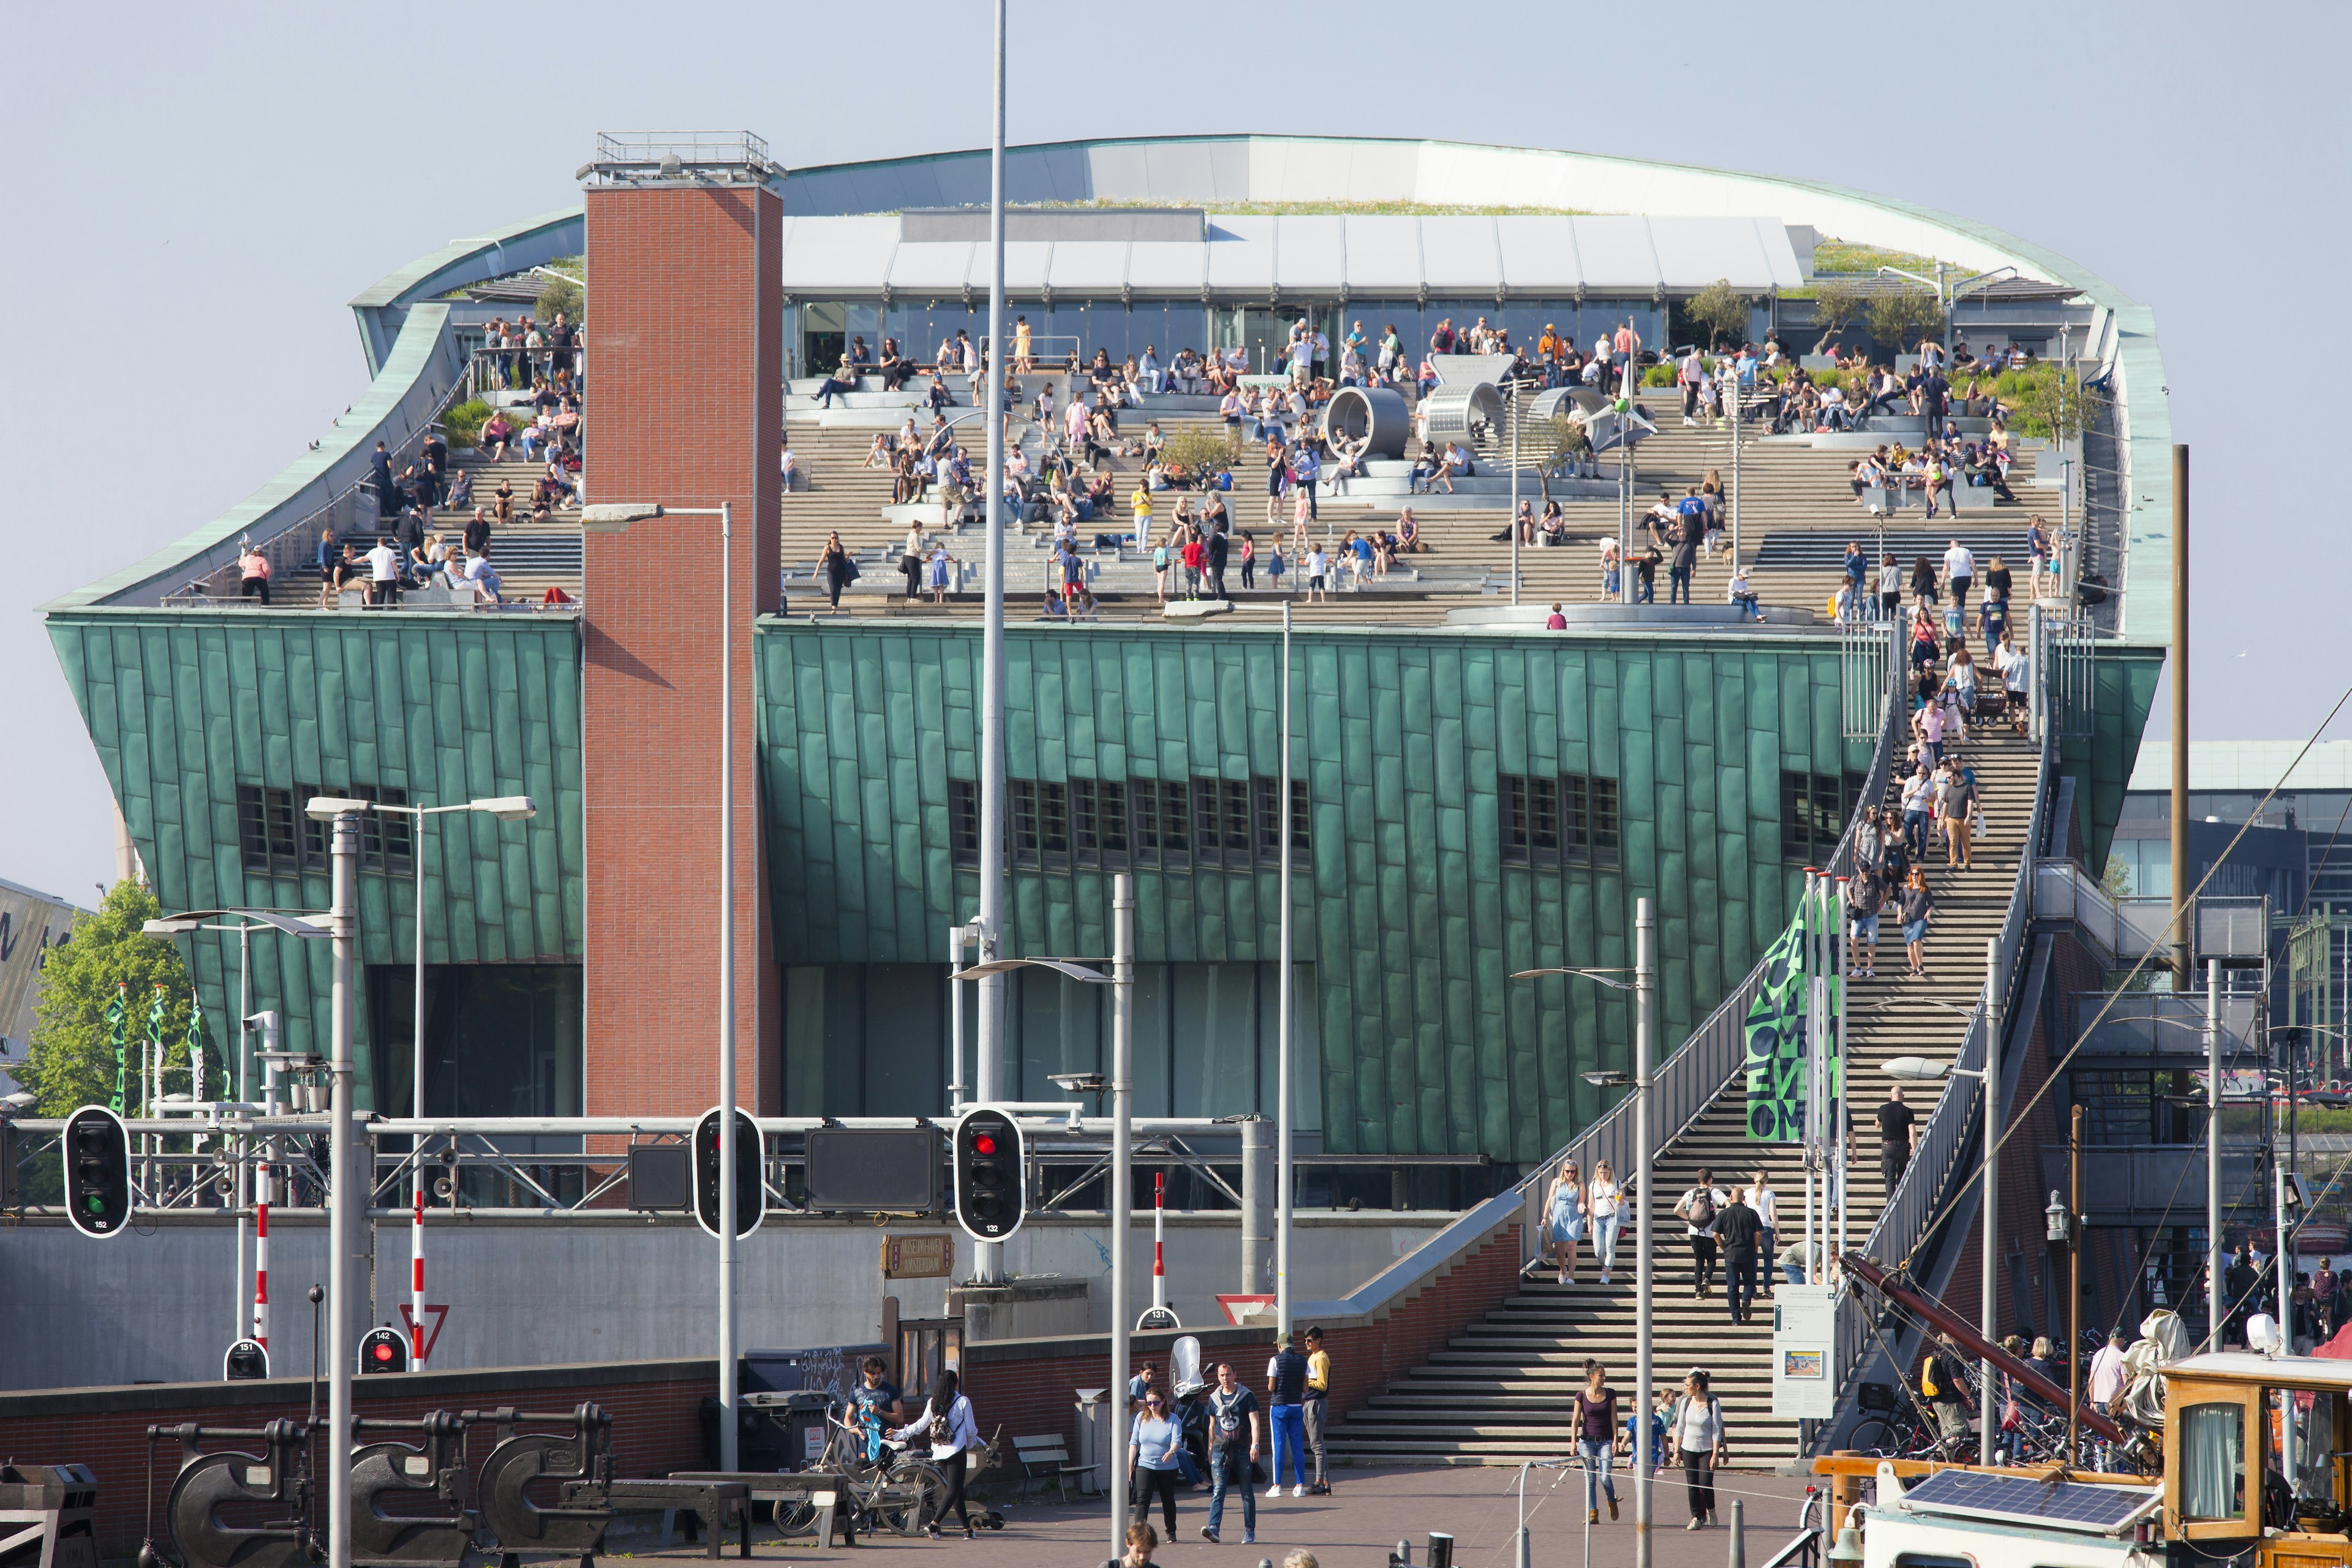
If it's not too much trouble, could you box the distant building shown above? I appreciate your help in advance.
[0,878,86,1098]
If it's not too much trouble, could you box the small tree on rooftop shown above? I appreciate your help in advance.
[1808,279,1869,355]
[1158,426,1240,483]
[536,274,584,325]
[1865,287,1943,354]
[2013,369,2093,443]
[1536,413,1591,507]
[1686,279,1750,349]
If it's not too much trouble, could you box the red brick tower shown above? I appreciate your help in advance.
[579,135,784,1116]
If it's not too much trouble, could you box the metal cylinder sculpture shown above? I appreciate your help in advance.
[1318,386,1411,461]
[1417,383,1504,451]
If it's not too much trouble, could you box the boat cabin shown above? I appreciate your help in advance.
[2160,1351,2351,1564]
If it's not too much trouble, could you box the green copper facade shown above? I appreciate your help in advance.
[46,612,584,1107]
[755,620,1872,1162]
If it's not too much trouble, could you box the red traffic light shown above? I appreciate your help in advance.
[372,1341,396,1363]
[972,1134,998,1155]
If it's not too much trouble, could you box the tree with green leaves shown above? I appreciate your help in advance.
[535,273,583,326]
[20,880,194,1116]
[1808,279,1869,355]
[1865,287,1943,353]
[1686,279,1750,349]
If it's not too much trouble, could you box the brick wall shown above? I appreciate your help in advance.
[0,1360,715,1558]
[581,178,785,1117]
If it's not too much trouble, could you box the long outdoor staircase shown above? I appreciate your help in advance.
[1324,729,2045,1466]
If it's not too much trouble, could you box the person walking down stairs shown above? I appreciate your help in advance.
[1674,1170,1727,1298]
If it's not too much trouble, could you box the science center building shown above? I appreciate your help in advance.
[45,134,2168,1175]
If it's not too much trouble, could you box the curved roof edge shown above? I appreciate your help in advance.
[45,304,463,613]
[774,135,2166,646]
[348,206,584,375]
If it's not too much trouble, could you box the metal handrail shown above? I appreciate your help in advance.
[1820,718,2055,1438]
[1513,612,1909,1240]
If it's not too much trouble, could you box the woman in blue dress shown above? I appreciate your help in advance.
[1545,1159,1588,1285]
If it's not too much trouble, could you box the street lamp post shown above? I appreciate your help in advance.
[584,499,742,1463]
[957,943,1124,1566]
[142,909,335,1351]
[371,796,537,1365]
[1513,903,1649,1568]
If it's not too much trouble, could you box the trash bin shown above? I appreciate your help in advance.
[1073,1389,1109,1498]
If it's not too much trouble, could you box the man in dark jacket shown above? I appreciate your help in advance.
[1716,1189,1765,1324]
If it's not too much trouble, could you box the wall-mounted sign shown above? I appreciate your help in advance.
[883,1234,955,1279]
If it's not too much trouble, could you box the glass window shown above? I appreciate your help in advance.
[2177,1401,2246,1521]
[2285,1389,2341,1504]
[1172,963,1258,1118]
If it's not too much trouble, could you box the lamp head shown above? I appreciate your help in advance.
[1048,1072,1106,1095]
[472,795,538,821]
[1883,1057,1950,1083]
[1581,1070,1629,1089]
[306,796,374,821]
[581,503,665,533]
[143,917,204,937]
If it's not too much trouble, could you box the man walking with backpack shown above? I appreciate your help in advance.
[1675,1169,1728,1298]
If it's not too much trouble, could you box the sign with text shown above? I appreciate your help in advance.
[882,1234,955,1278]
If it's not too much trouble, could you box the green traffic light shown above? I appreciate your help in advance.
[85,1194,105,1214]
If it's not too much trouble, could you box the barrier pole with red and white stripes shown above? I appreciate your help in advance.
[1152,1171,1167,1314]
[252,1166,270,1349]
[410,1182,426,1365]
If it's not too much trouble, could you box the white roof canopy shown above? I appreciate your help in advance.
[776,213,1804,299]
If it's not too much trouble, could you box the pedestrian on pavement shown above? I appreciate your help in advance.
[1878,1085,1917,1196]
[1302,1326,1332,1494]
[1545,1158,1588,1284]
[1198,1363,1261,1545]
[1121,1522,1157,1568]
[1264,1333,1311,1496]
[1746,1172,1779,1297]
[1898,865,1937,977]
[891,1367,982,1539]
[1588,1161,1626,1284]
[1922,1333,1975,1455]
[1668,1370,1725,1529]
[1574,1362,1621,1524]
[2315,1258,2342,1339]
[1674,1169,1728,1298]
[1717,1186,1764,1324]
[1129,1389,1185,1538]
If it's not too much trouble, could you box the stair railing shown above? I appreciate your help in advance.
[1819,717,2056,1440]
[1514,619,1909,1249]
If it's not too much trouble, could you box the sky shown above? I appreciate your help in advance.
[2,1,2347,905]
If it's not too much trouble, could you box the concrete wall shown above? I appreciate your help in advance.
[0,1210,1444,1392]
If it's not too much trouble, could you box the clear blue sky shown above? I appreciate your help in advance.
[4,2,2346,903]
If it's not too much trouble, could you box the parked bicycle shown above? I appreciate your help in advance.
[774,1409,948,1537]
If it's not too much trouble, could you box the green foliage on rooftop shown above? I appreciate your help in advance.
[442,396,494,448]
[1810,238,1956,277]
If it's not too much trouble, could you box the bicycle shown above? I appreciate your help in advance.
[774,1410,947,1538]
[1848,1403,1978,1466]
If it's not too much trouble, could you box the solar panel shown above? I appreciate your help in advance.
[1901,1468,2158,1533]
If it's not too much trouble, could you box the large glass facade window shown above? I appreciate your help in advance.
[780,962,1318,1128]
[368,963,582,1118]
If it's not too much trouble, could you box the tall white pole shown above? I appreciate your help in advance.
[1509,383,1520,607]
[974,0,1010,1286]
[411,816,428,1365]
[1833,880,1849,1275]
[718,499,739,1469]
[1277,600,1295,1335]
[1633,897,1654,1568]
[235,927,250,1344]
[326,811,358,1568]
[948,924,967,1112]
[1803,872,1819,1286]
[1980,936,2001,1460]
[2206,957,2223,1348]
[1110,873,1135,1566]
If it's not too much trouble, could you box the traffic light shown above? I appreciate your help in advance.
[225,1338,270,1381]
[61,1106,132,1239]
[358,1325,410,1374]
[692,1107,765,1241]
[952,1107,1025,1242]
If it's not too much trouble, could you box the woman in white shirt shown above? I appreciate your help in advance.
[1588,1161,1625,1285]
[892,1368,982,1539]
[1746,1173,1778,1298]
